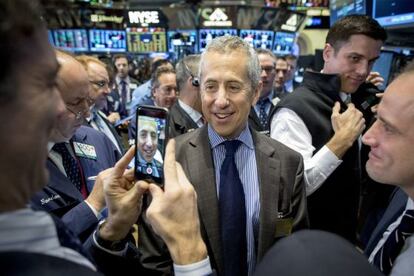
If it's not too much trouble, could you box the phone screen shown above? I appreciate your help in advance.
[134,106,169,186]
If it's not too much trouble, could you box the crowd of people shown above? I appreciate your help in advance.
[1,0,414,275]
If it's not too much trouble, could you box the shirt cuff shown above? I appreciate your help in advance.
[173,257,212,276]
[310,145,342,175]
[92,230,128,256]
[84,200,102,220]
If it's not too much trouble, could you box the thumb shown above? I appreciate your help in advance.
[332,101,340,115]
[148,183,163,200]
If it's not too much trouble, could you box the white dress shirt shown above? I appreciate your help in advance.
[368,198,414,276]
[178,100,204,127]
[270,92,351,196]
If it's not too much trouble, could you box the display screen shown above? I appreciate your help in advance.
[135,114,167,184]
[371,51,395,91]
[240,29,274,50]
[330,0,366,26]
[273,32,296,55]
[89,29,126,52]
[199,29,238,52]
[51,29,89,52]
[373,0,414,28]
[127,27,167,53]
[167,30,198,53]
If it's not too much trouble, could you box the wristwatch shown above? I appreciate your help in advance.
[94,219,128,251]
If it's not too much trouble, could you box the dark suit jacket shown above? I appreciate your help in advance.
[169,102,200,138]
[138,126,308,274]
[365,188,408,256]
[248,103,277,135]
[31,126,121,241]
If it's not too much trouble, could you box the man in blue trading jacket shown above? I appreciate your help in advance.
[31,50,121,242]
[136,117,163,178]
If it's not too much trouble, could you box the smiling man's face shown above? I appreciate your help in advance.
[200,50,260,139]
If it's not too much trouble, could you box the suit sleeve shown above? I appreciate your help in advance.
[290,155,309,231]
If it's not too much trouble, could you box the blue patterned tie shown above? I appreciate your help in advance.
[258,98,269,128]
[120,80,128,106]
[373,209,414,274]
[52,142,82,192]
[219,140,247,276]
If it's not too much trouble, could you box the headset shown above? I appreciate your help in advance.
[183,61,200,87]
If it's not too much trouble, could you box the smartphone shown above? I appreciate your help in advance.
[134,105,169,186]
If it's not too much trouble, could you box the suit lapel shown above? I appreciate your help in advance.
[252,131,281,261]
[180,127,223,272]
[47,160,84,201]
[365,188,408,255]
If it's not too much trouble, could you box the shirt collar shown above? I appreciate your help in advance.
[178,100,202,122]
[116,76,129,85]
[208,123,254,150]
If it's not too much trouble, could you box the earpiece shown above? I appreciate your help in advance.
[192,77,200,87]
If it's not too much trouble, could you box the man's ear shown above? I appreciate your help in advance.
[323,43,334,63]
[251,81,262,106]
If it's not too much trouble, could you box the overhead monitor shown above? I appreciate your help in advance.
[239,29,274,50]
[330,0,366,26]
[51,29,89,52]
[373,0,414,28]
[167,30,198,54]
[198,29,237,52]
[273,31,296,56]
[126,27,167,53]
[89,29,126,53]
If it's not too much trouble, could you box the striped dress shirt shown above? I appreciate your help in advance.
[208,124,260,275]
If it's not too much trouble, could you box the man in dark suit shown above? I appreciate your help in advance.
[76,55,126,154]
[284,54,301,93]
[169,54,203,138]
[363,62,414,275]
[138,35,308,275]
[249,49,279,134]
[31,50,120,242]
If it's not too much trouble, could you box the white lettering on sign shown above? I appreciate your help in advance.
[90,14,124,24]
[128,11,160,26]
[202,8,233,27]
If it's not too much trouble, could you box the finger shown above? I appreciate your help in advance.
[376,93,384,98]
[176,162,191,189]
[163,139,179,192]
[332,102,340,115]
[148,183,164,200]
[114,146,136,175]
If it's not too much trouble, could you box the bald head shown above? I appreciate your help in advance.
[49,50,90,142]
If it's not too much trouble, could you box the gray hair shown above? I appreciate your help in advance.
[175,54,200,91]
[199,35,261,91]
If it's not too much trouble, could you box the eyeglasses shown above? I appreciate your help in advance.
[157,86,178,96]
[261,66,275,74]
[90,80,109,88]
[66,104,85,120]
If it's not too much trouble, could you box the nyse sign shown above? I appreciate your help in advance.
[128,11,160,27]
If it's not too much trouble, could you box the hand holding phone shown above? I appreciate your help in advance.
[135,105,169,187]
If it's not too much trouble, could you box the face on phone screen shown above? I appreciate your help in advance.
[135,115,166,184]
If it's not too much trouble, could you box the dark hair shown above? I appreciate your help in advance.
[151,67,176,89]
[151,59,172,75]
[112,54,128,64]
[0,0,44,104]
[326,15,387,52]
